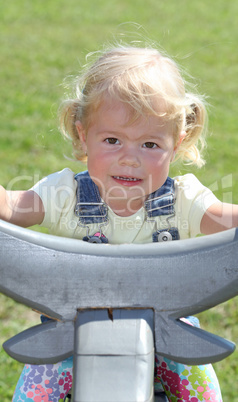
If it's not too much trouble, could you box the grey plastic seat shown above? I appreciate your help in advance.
[0,219,238,401]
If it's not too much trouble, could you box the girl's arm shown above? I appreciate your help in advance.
[201,202,238,235]
[0,185,44,227]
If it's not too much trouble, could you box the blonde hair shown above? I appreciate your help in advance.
[59,44,207,167]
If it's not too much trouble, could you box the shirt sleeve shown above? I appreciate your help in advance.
[174,174,219,237]
[30,168,77,232]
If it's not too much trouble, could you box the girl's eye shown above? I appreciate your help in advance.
[143,142,158,149]
[105,137,119,145]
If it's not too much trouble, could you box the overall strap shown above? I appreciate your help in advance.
[144,177,180,242]
[74,171,108,225]
[144,176,175,217]
[74,171,108,243]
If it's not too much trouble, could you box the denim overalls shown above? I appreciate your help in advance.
[74,170,180,243]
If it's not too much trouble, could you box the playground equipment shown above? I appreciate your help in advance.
[0,219,238,401]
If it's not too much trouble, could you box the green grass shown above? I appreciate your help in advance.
[0,0,238,400]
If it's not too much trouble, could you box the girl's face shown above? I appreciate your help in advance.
[76,98,184,217]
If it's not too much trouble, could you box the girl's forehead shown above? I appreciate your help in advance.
[97,97,131,115]
[94,95,169,123]
[90,96,175,134]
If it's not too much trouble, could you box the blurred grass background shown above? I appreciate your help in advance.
[0,0,237,400]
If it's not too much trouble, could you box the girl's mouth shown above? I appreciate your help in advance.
[113,176,139,182]
[112,176,142,186]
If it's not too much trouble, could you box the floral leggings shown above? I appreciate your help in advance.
[13,317,222,402]
[12,356,222,402]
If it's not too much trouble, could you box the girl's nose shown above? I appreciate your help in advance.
[118,146,141,168]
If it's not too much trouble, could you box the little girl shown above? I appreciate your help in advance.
[1,44,238,401]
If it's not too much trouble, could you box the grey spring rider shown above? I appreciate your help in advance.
[0,219,238,402]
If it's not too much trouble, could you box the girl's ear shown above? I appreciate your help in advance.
[174,130,186,153]
[171,131,186,162]
[75,120,87,154]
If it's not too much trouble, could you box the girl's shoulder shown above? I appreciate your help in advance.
[173,173,202,188]
[173,173,218,218]
[31,168,80,234]
[31,168,77,191]
[173,172,218,210]
[172,173,209,198]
